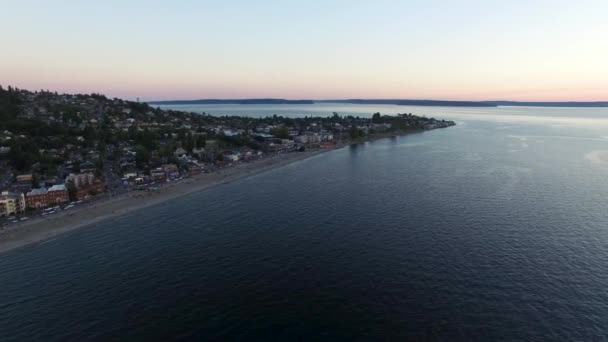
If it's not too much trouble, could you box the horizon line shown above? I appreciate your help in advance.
[4,85,608,104]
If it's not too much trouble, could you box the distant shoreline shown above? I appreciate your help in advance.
[150,99,608,108]
[149,99,314,105]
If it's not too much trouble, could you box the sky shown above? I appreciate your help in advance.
[1,0,607,101]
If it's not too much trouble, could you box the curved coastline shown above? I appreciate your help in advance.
[0,127,453,255]
[0,149,331,255]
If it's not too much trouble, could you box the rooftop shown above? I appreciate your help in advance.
[27,188,47,196]
[48,184,67,192]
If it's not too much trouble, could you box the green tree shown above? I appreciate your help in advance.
[183,132,195,152]
[8,140,38,172]
[270,127,289,139]
[372,112,381,123]
[95,159,104,177]
[31,174,40,188]
[134,145,150,168]
[349,125,360,139]
[195,135,206,148]
[83,125,98,145]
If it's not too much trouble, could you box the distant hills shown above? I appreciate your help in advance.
[480,101,608,107]
[319,99,608,107]
[148,99,314,105]
[317,99,496,107]
[149,99,608,108]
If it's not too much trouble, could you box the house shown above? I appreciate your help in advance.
[222,129,240,137]
[123,172,138,180]
[16,174,33,183]
[295,132,321,145]
[13,174,33,193]
[320,132,335,142]
[0,191,26,217]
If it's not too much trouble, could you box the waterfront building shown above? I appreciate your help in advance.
[26,185,69,209]
[26,188,49,209]
[47,184,69,205]
[66,173,95,188]
[0,191,26,217]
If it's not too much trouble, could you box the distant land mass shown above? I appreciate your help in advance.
[317,99,496,107]
[149,99,608,108]
[319,99,608,107]
[148,99,314,105]
[480,101,608,107]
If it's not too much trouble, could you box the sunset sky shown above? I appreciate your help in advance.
[1,0,607,101]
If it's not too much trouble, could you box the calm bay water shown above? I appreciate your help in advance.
[2,104,608,340]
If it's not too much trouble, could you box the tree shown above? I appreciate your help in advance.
[95,159,104,177]
[183,132,195,152]
[8,140,38,172]
[83,125,98,145]
[270,127,289,139]
[73,160,81,173]
[66,182,77,202]
[349,125,360,139]
[196,135,206,148]
[372,112,381,123]
[134,145,150,168]
[31,174,40,188]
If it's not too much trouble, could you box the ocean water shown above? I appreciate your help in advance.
[2,105,608,340]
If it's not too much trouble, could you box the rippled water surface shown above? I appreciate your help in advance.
[1,105,608,340]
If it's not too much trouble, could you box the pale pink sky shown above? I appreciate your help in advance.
[1,1,607,101]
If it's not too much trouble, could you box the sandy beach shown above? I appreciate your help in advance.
[0,149,331,254]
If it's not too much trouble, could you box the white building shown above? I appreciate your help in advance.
[295,132,322,144]
[0,191,26,217]
[66,173,95,188]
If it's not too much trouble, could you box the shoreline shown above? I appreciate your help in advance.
[0,128,445,255]
[0,148,333,255]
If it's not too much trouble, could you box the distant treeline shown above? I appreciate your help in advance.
[480,101,608,107]
[149,99,314,105]
[319,99,608,107]
[318,99,496,107]
[149,98,608,108]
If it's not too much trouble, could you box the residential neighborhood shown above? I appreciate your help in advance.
[0,86,454,225]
